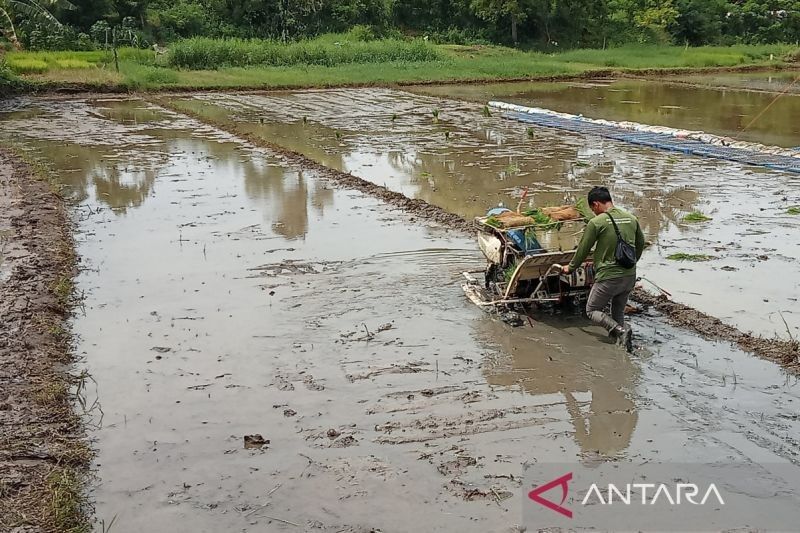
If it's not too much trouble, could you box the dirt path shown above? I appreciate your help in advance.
[0,150,89,532]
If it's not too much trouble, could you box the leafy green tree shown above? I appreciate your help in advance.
[670,0,728,45]
[146,0,208,40]
[1,0,71,48]
[471,0,533,44]
[608,0,678,42]
[392,0,475,31]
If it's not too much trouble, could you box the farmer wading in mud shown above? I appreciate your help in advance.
[562,186,645,351]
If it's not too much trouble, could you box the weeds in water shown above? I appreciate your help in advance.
[432,108,440,123]
[100,515,119,533]
[391,113,397,121]
[334,131,342,140]
[667,252,713,261]
[787,206,800,215]
[682,211,712,222]
[482,105,492,117]
[444,131,450,140]
[503,162,520,178]
[302,116,308,125]
[526,127,535,138]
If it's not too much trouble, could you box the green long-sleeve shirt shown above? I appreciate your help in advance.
[568,206,645,282]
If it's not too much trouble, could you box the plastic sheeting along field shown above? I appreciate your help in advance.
[1,92,799,532]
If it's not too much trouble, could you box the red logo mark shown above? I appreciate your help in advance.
[528,472,573,518]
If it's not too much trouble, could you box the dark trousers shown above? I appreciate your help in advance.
[586,275,636,332]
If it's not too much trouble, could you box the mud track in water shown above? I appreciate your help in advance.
[157,95,800,375]
[0,149,89,531]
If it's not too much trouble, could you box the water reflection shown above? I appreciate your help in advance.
[180,90,703,230]
[245,166,334,240]
[0,98,335,238]
[479,319,640,457]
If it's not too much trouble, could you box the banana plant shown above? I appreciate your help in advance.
[1,0,72,50]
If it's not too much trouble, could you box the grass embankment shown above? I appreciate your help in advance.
[0,148,90,532]
[2,34,797,92]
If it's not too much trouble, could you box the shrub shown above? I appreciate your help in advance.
[346,25,376,42]
[0,61,24,95]
[427,27,490,45]
[140,67,179,84]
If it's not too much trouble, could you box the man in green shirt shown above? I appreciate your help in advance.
[561,186,645,351]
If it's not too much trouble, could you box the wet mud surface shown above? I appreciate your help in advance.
[1,94,800,531]
[160,88,800,339]
[0,149,87,531]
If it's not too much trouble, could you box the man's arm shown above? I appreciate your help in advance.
[566,222,597,272]
[635,221,645,260]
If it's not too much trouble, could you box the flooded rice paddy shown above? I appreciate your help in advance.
[1,79,799,531]
[412,75,800,148]
[166,87,800,338]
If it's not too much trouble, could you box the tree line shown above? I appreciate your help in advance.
[6,0,800,51]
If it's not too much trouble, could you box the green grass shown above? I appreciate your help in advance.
[667,252,714,261]
[3,41,795,92]
[682,210,713,222]
[7,57,49,74]
[168,34,442,69]
[554,43,792,68]
[54,59,93,69]
[46,468,90,532]
[787,206,800,215]
[52,273,74,309]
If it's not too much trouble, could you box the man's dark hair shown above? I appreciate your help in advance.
[587,186,612,205]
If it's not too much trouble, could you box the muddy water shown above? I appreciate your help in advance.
[166,89,800,339]
[669,70,800,95]
[410,76,800,148]
[2,96,800,532]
